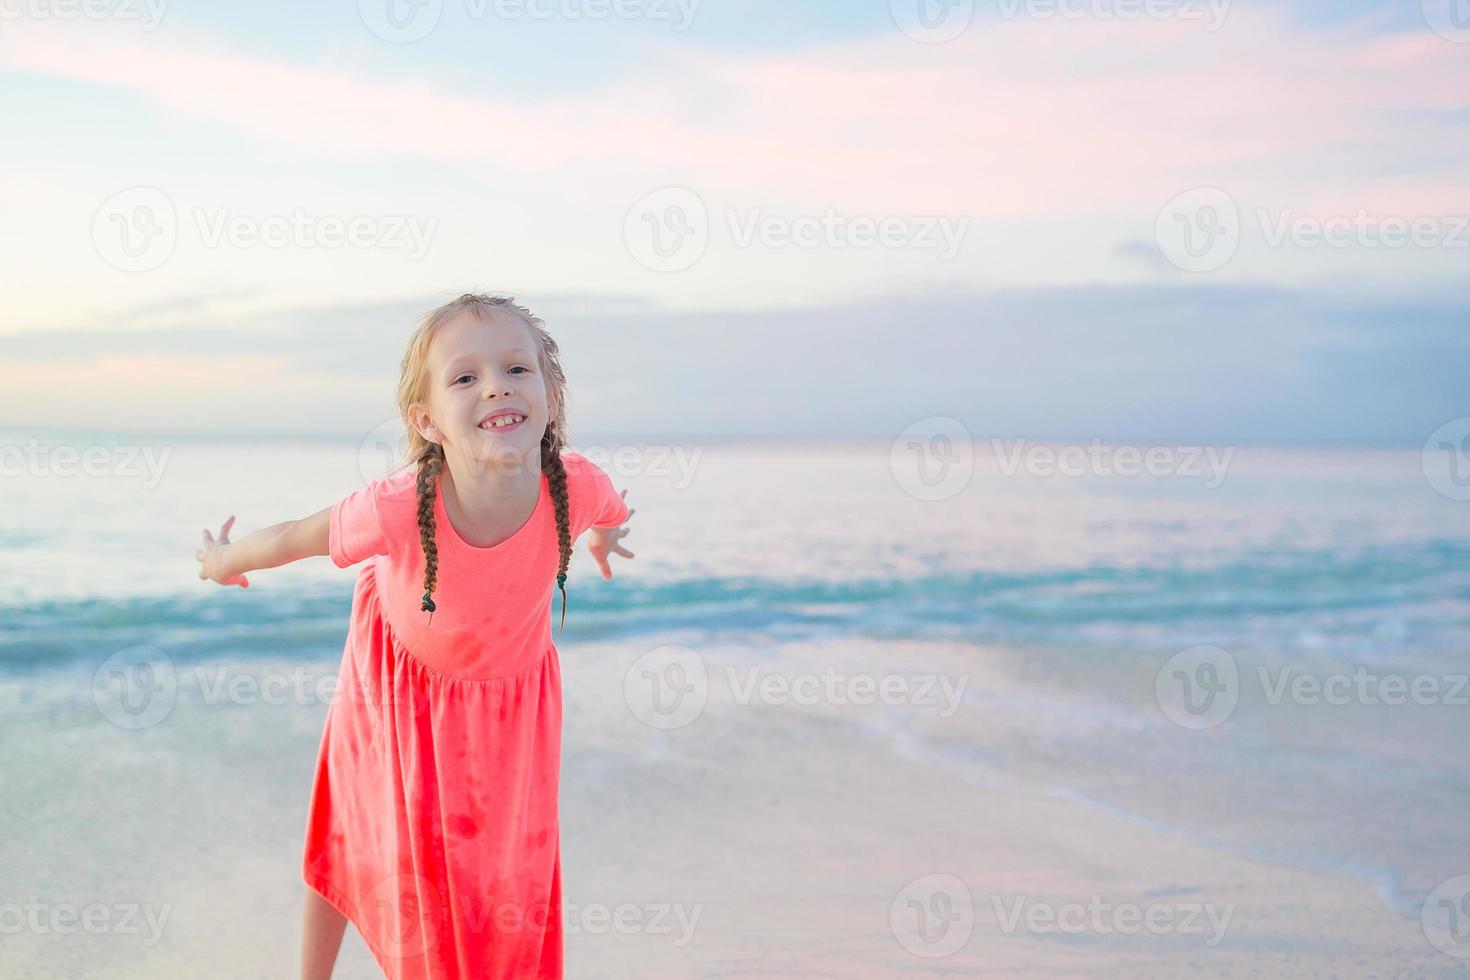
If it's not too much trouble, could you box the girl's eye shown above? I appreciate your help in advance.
[454,374,474,385]
[509,366,529,375]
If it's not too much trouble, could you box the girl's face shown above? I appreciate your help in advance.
[416,309,555,471]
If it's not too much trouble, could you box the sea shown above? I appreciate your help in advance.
[1,430,1467,975]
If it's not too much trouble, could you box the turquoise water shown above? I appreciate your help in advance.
[2,434,1468,972]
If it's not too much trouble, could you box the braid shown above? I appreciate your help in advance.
[542,429,573,635]
[415,444,445,617]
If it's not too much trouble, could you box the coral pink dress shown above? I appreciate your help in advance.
[302,449,629,979]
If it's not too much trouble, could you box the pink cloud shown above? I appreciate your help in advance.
[2,8,1467,221]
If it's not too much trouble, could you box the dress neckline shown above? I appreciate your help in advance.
[434,470,548,552]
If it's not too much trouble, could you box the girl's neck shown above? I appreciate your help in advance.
[439,447,543,539]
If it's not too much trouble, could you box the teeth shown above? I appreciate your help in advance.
[482,414,525,429]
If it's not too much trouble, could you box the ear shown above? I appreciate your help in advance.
[409,403,441,445]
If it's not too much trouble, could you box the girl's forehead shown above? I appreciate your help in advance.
[429,310,534,366]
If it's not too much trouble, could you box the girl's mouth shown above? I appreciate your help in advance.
[478,413,527,433]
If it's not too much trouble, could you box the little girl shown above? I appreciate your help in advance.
[194,293,636,979]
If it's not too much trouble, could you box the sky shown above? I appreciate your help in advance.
[0,0,1466,445]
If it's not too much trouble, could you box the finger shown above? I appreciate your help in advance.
[221,515,236,538]
[237,576,249,589]
[613,546,635,559]
[594,553,612,580]
[203,529,214,543]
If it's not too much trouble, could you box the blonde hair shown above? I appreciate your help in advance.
[394,293,575,632]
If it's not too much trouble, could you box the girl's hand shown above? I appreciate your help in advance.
[195,516,250,588]
[587,491,635,580]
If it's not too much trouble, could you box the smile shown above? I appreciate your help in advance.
[479,414,527,431]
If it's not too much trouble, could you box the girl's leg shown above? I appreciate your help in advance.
[301,885,348,980]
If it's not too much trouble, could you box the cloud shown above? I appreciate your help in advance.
[2,284,1464,446]
[2,6,1467,221]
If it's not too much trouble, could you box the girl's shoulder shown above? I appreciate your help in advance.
[364,464,424,541]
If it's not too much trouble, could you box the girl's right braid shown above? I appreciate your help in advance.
[415,444,445,616]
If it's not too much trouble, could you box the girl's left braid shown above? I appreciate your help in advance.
[542,428,573,635]
[415,444,445,618]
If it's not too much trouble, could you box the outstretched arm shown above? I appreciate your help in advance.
[585,490,635,580]
[195,507,331,588]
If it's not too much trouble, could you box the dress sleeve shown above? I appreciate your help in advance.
[578,456,630,531]
[329,481,390,568]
